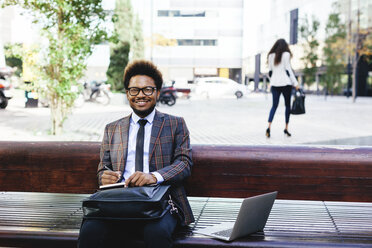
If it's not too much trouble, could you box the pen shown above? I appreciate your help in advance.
[104,165,124,184]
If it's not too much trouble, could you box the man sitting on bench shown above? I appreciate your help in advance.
[78,60,194,248]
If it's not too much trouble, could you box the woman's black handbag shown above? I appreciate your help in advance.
[291,89,305,115]
[82,185,178,221]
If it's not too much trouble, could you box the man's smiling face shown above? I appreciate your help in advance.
[127,75,160,118]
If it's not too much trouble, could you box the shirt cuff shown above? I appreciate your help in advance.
[151,172,164,184]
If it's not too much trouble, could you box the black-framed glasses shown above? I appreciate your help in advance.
[127,87,157,96]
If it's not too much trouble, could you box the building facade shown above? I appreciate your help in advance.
[2,0,370,93]
[132,0,244,83]
[242,0,333,89]
[242,0,372,96]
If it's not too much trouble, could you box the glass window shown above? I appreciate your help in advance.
[158,10,169,17]
[169,10,180,17]
[202,40,217,46]
[179,10,205,17]
[177,39,217,46]
[177,39,194,46]
[157,10,206,17]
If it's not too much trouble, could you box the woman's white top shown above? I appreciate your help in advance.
[268,51,299,87]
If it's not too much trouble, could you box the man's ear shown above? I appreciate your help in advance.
[156,90,160,100]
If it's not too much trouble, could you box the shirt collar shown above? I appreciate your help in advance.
[131,109,156,125]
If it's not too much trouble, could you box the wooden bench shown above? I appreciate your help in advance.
[1,141,372,247]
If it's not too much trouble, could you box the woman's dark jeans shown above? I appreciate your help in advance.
[268,85,292,124]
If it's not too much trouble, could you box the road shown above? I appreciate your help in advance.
[1,89,372,146]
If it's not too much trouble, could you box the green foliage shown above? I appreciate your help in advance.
[113,0,133,44]
[2,0,110,135]
[323,6,346,95]
[132,14,144,59]
[4,43,23,76]
[364,33,372,57]
[357,31,372,63]
[106,42,130,91]
[112,1,144,56]
[106,0,144,91]
[299,15,320,87]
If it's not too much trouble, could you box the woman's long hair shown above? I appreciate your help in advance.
[267,39,292,65]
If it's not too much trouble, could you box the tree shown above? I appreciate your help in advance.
[349,6,372,101]
[299,15,320,88]
[1,0,109,135]
[4,43,23,77]
[112,0,133,45]
[106,42,130,91]
[357,31,372,61]
[351,28,372,100]
[106,0,144,91]
[323,8,346,96]
[132,14,144,60]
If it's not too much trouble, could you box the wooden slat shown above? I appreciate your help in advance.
[0,192,372,247]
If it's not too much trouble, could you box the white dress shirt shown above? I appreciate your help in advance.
[268,51,299,87]
[121,109,164,183]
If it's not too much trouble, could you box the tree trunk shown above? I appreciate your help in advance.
[50,97,64,135]
[50,11,65,136]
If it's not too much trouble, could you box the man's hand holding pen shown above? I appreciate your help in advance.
[101,165,157,187]
[101,165,122,185]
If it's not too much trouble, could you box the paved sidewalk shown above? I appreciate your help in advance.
[1,90,372,146]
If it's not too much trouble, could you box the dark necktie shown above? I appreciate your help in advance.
[135,119,147,172]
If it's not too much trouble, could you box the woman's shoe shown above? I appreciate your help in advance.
[284,129,291,137]
[266,128,270,138]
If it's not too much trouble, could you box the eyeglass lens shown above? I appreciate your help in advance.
[129,87,156,96]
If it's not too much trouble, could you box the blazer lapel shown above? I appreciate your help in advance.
[149,110,164,170]
[118,115,131,173]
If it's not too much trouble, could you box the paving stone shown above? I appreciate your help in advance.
[1,90,372,146]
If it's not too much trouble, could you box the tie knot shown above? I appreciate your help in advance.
[138,119,147,127]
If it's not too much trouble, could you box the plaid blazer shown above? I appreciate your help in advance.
[97,110,194,225]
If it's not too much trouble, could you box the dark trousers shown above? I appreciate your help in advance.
[78,210,178,248]
[268,85,292,124]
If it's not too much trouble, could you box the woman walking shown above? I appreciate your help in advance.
[266,38,299,138]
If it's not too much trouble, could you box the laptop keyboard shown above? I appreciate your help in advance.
[212,228,233,238]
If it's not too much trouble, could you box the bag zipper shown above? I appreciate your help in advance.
[168,195,178,214]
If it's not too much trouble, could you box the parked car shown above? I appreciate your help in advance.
[193,77,249,99]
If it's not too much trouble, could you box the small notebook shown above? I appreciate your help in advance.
[99,182,126,190]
